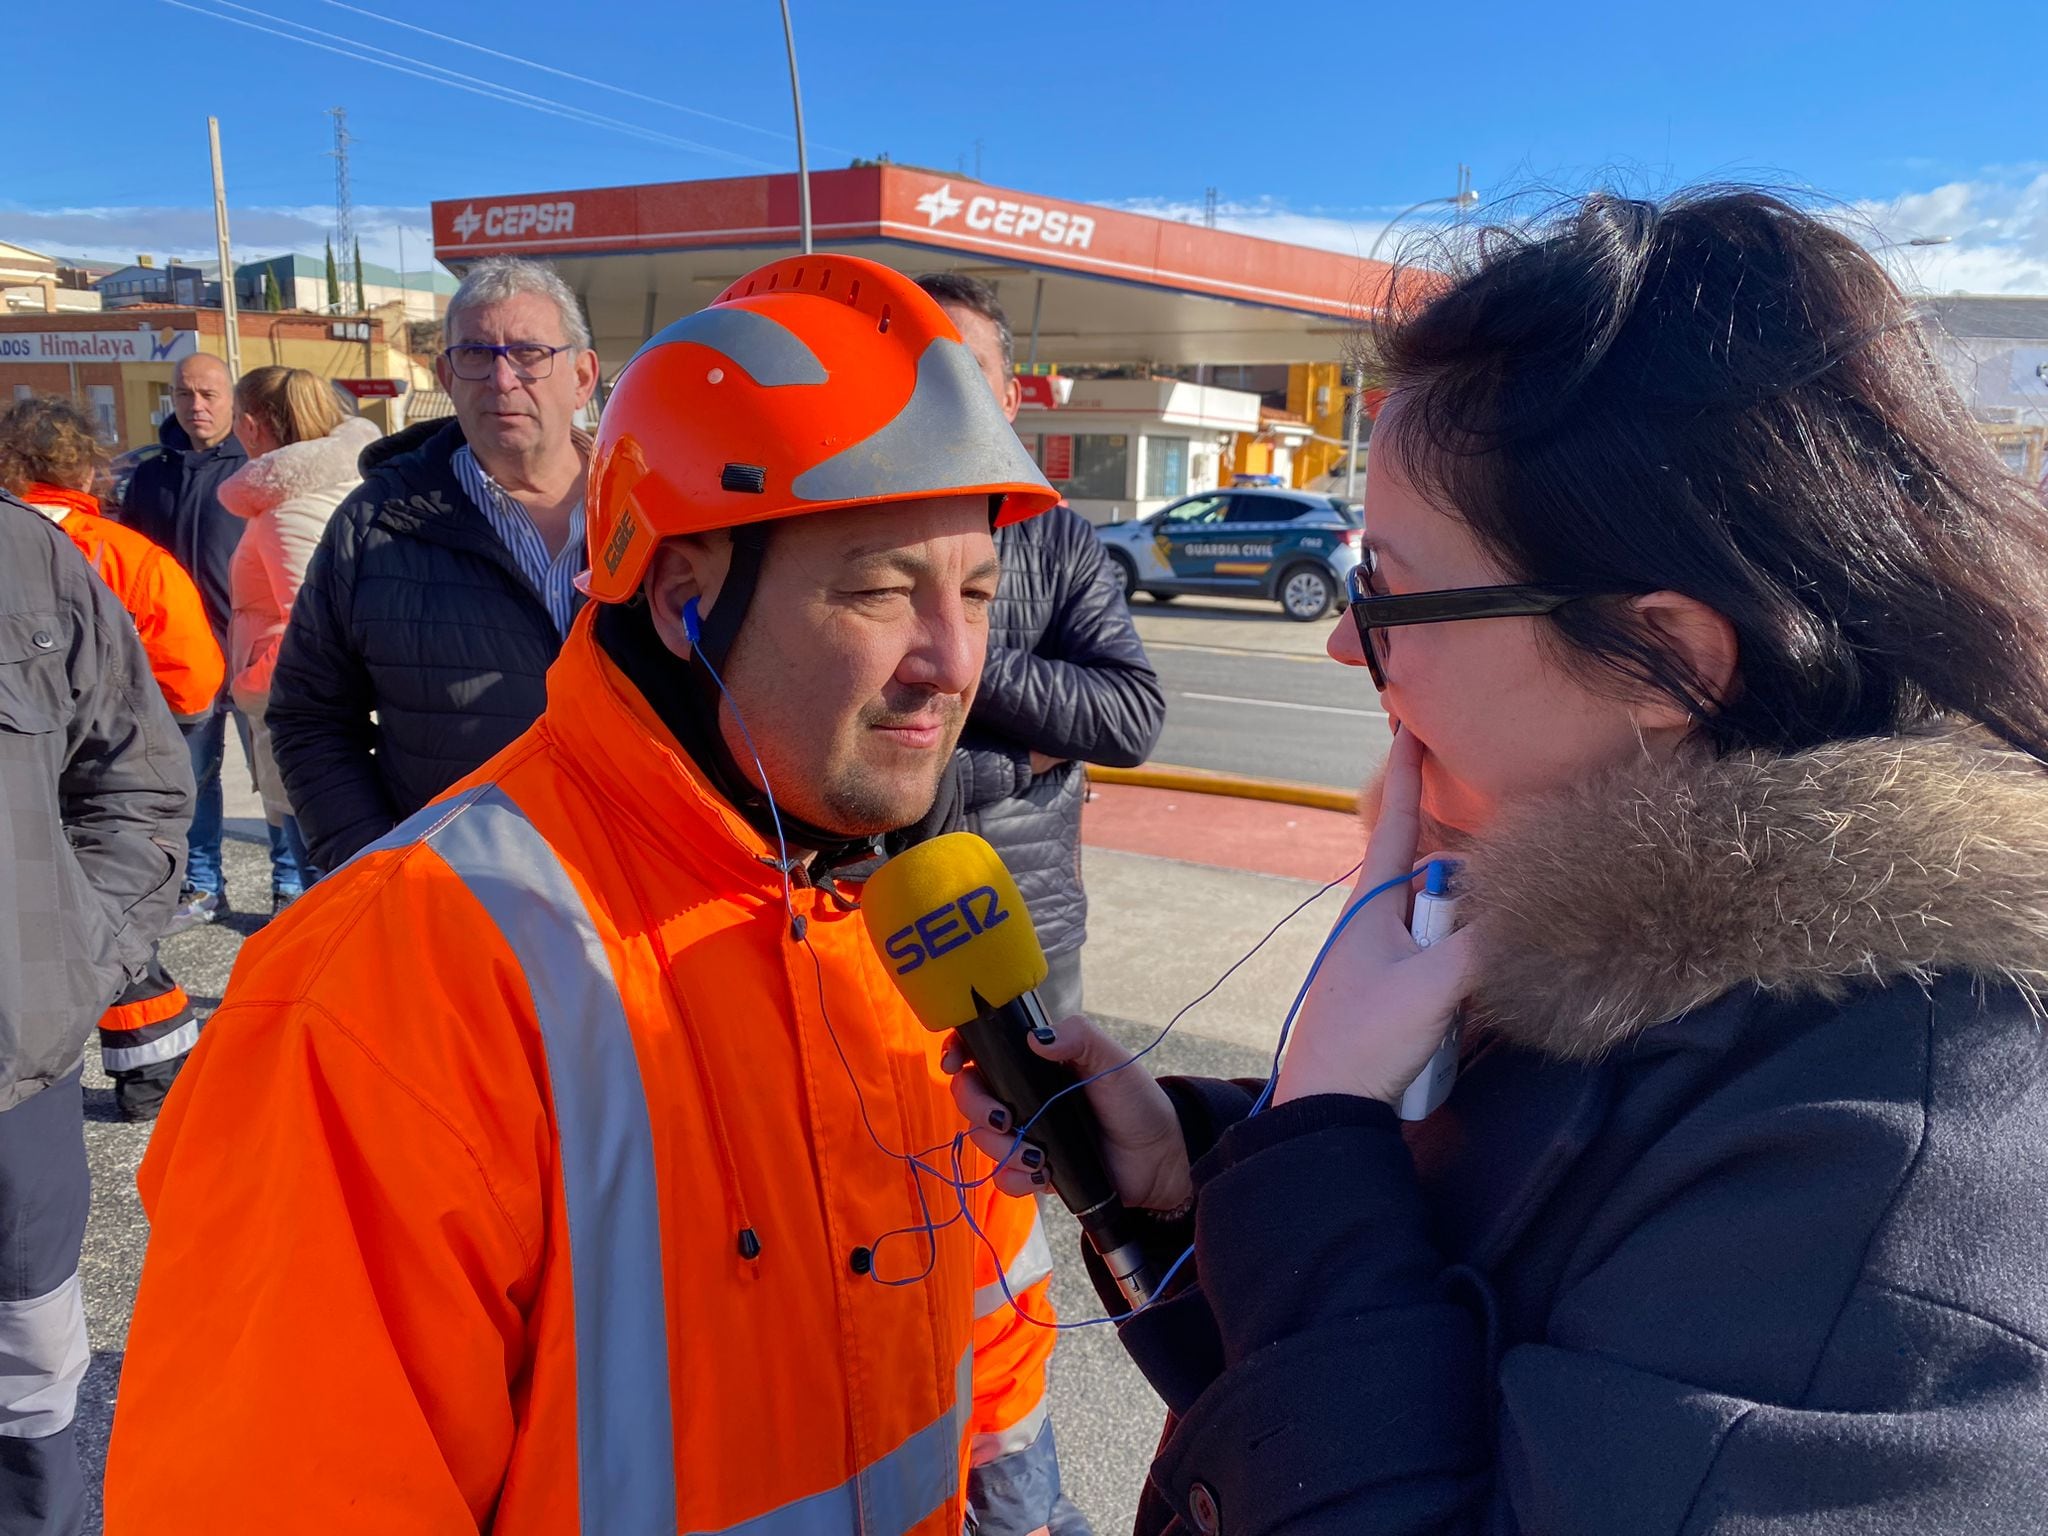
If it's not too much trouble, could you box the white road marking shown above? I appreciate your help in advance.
[1179,691,1387,719]
[1141,638,1333,665]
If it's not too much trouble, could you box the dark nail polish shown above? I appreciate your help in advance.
[1033,1025,1057,1046]
[1030,1170,1048,1186]
[988,1107,1009,1132]
[1021,1147,1044,1171]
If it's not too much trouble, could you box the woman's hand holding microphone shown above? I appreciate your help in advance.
[943,725,1476,1213]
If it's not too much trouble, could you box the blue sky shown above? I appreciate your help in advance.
[9,0,2047,292]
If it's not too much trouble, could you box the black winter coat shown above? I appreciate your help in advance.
[0,494,192,1110]
[267,419,580,872]
[959,505,1164,959]
[1102,729,2048,1534]
[122,416,248,650]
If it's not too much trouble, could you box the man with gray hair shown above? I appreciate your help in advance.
[268,257,600,869]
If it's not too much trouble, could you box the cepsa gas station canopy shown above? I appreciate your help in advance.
[432,165,1395,373]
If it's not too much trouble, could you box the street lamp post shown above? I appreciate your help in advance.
[779,0,813,256]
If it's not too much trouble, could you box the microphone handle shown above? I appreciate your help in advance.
[957,990,1157,1308]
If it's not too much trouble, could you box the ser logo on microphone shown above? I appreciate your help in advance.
[883,886,1010,976]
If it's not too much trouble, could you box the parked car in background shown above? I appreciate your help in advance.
[100,444,165,519]
[1095,487,1364,620]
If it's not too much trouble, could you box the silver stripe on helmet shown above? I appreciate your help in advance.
[627,306,828,387]
[790,338,1052,506]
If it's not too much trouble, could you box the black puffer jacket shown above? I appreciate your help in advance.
[268,419,580,871]
[1100,728,2048,1535]
[959,505,1164,959]
[121,416,248,649]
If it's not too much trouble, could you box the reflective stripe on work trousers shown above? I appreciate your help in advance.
[369,783,679,1534]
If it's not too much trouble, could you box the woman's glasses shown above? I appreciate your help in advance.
[1345,556,1624,689]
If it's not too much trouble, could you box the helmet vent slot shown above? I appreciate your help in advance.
[878,304,892,334]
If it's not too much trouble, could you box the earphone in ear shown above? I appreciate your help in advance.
[682,596,702,645]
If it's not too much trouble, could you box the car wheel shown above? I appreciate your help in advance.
[1105,550,1138,602]
[1148,591,1178,604]
[1279,565,1337,621]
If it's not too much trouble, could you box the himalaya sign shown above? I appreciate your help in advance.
[0,326,199,364]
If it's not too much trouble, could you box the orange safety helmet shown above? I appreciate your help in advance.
[584,254,1059,604]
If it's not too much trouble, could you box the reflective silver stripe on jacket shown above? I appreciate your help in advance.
[700,1349,972,1536]
[0,1276,88,1439]
[418,784,678,1534]
[973,1209,1054,1319]
[99,1018,199,1073]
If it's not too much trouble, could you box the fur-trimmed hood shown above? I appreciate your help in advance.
[218,415,380,520]
[1460,727,2048,1059]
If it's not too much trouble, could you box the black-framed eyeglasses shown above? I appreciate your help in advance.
[1345,558,1623,689]
[442,342,573,382]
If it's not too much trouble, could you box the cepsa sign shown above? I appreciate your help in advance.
[448,200,577,244]
[911,182,1095,251]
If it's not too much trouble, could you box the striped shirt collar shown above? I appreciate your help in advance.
[453,443,588,639]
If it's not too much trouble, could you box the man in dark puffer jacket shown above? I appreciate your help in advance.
[269,258,598,872]
[919,275,1166,1025]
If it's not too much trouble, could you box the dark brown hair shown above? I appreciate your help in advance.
[1371,188,2048,762]
[0,395,103,496]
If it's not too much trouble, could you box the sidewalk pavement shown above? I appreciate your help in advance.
[73,751,1358,1533]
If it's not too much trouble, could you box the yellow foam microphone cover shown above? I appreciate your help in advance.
[860,832,1049,1033]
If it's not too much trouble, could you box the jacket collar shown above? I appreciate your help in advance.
[218,416,379,520]
[1459,726,2048,1059]
[20,484,101,524]
[539,608,801,900]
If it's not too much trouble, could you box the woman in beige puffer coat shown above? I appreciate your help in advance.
[218,369,380,899]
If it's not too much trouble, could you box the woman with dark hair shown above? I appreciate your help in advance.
[950,190,2048,1532]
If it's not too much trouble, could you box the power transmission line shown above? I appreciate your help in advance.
[315,0,853,155]
[162,0,779,167]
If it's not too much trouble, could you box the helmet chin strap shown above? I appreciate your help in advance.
[687,523,770,675]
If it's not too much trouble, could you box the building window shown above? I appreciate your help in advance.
[1999,441,2029,472]
[1036,433,1128,501]
[88,385,117,442]
[1144,435,1190,500]
[12,386,31,404]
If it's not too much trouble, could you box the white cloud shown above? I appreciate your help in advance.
[1854,173,2048,295]
[0,202,443,278]
[1107,194,1426,262]
[1118,176,2048,297]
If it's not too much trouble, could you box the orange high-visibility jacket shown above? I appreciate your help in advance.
[107,611,1060,1535]
[22,483,223,721]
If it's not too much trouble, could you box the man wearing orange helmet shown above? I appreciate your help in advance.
[108,257,1077,1536]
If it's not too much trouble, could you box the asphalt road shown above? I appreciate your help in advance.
[1126,594,1388,790]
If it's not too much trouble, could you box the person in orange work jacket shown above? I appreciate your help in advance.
[1,393,223,1121]
[108,256,1082,1535]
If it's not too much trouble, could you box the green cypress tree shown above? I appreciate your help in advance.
[353,234,366,312]
[262,268,282,312]
[324,239,340,311]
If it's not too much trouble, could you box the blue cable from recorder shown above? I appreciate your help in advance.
[685,594,1432,1326]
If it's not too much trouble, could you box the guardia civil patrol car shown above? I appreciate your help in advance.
[1095,487,1365,621]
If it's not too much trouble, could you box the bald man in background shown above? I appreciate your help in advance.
[124,353,304,924]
